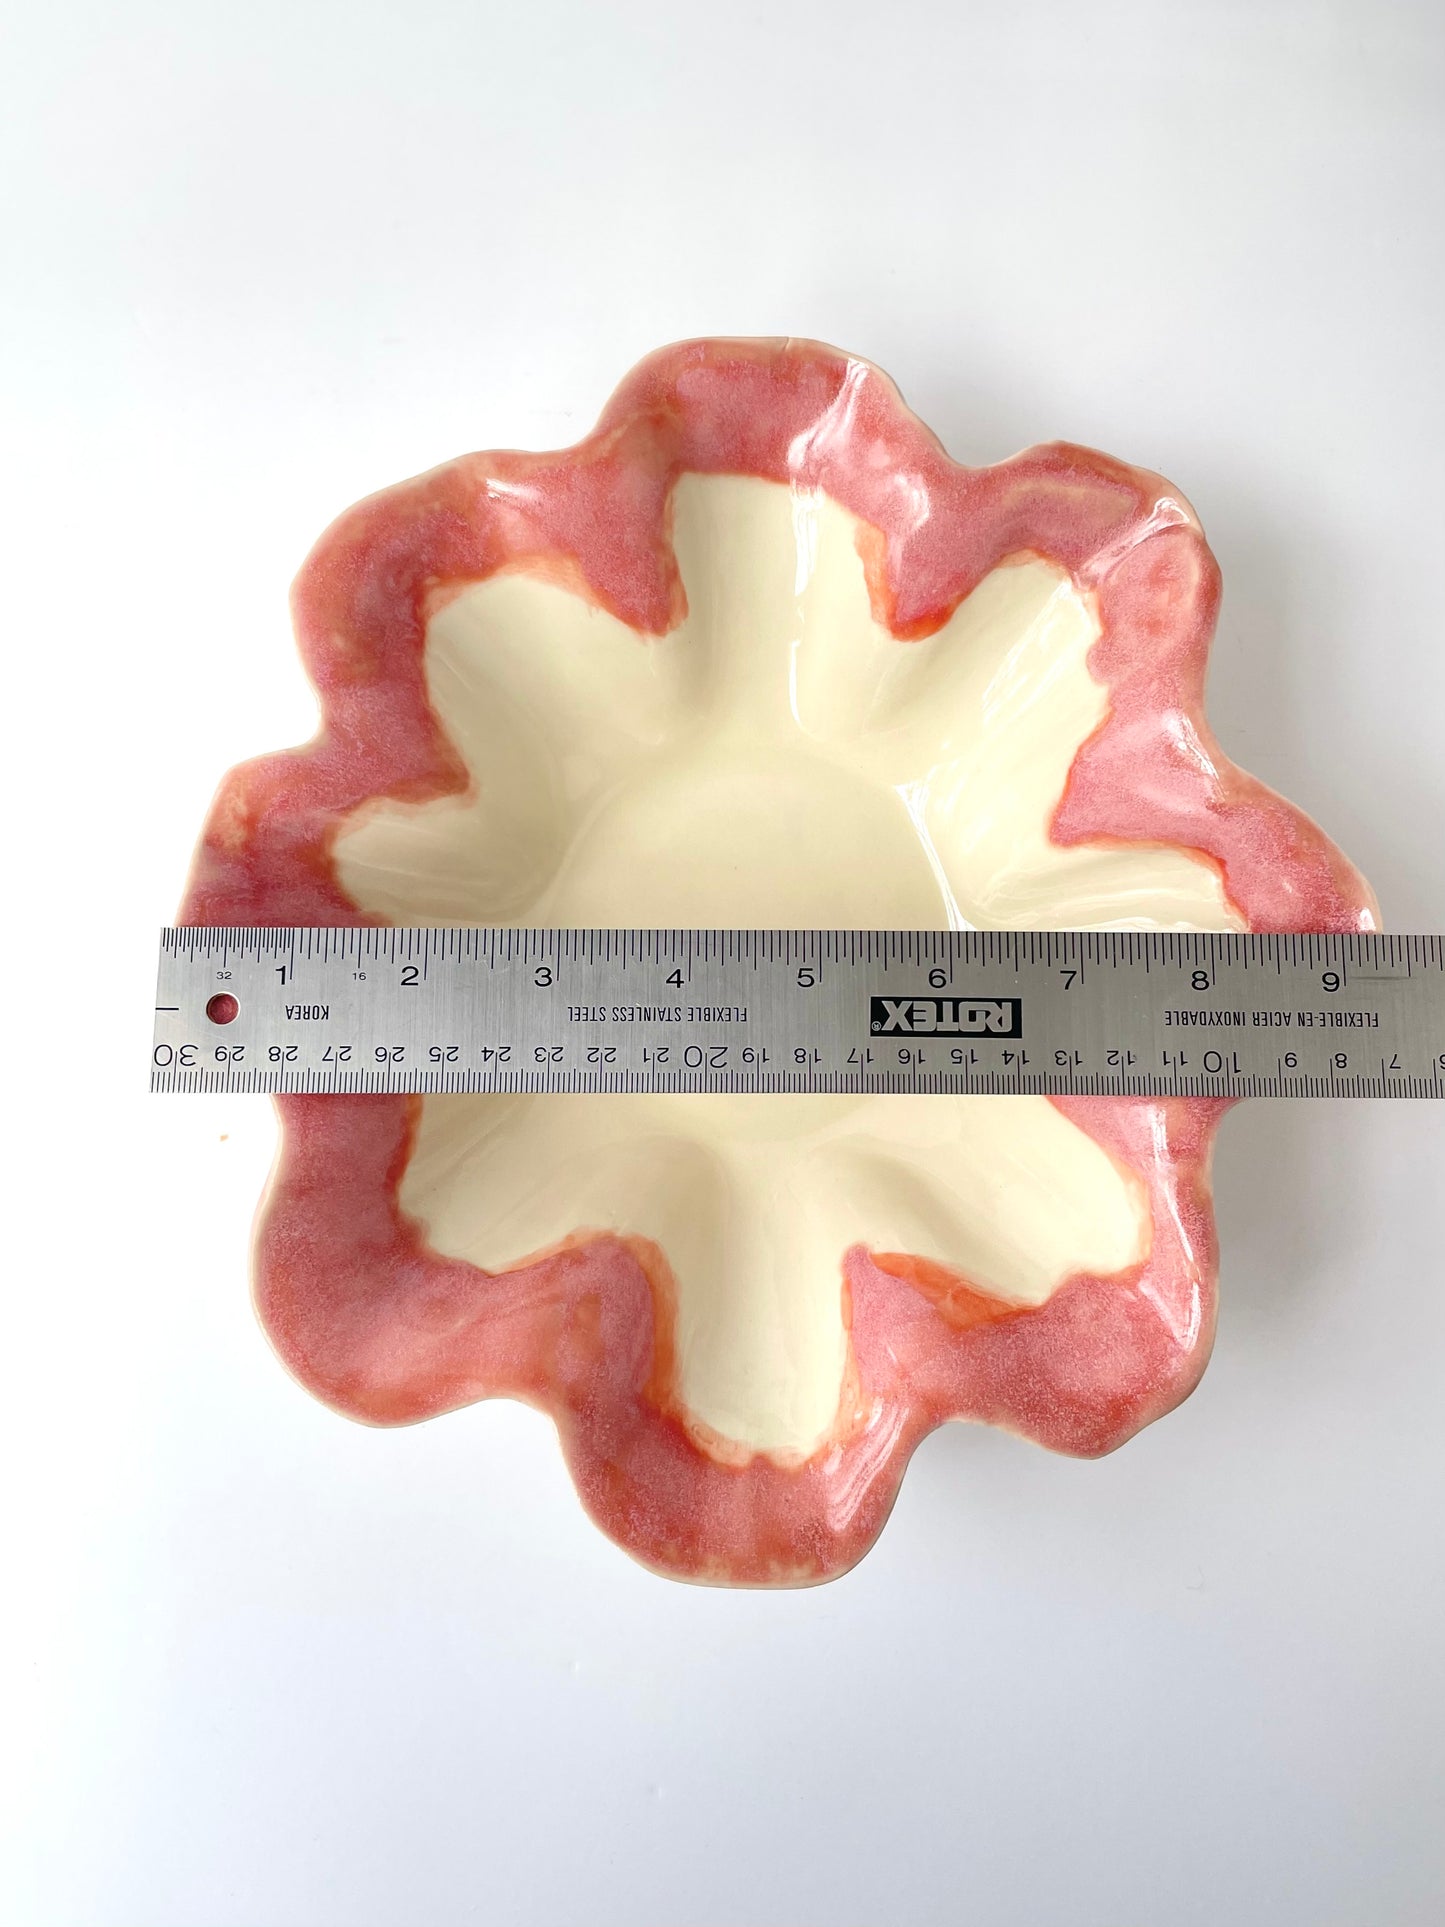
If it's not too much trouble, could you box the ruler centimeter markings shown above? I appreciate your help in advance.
[150,928,1445,1099]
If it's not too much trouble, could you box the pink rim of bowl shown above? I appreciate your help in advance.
[180,337,1377,1586]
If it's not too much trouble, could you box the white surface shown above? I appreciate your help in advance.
[3,2,1443,1922]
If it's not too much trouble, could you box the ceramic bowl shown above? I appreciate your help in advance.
[180,338,1376,1586]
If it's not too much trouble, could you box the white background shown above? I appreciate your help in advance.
[4,3,1444,1922]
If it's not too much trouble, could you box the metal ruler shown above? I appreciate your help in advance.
[150,928,1445,1099]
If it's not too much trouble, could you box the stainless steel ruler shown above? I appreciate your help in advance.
[150,928,1445,1099]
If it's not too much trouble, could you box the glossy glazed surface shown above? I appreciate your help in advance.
[181,337,1377,1585]
[334,476,1245,933]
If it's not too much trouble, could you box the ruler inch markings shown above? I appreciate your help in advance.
[149,927,1445,1099]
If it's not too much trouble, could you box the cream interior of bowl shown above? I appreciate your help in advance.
[333,475,1241,1459]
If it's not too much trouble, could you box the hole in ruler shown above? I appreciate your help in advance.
[206,993,239,1026]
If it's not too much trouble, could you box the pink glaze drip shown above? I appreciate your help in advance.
[258,1093,1227,1585]
[181,337,1378,1585]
